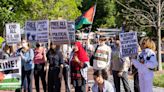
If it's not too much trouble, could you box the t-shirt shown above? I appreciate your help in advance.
[46,49,64,67]
[34,47,46,64]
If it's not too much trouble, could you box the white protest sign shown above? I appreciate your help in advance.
[50,20,69,44]
[0,57,21,89]
[36,20,49,43]
[25,21,37,42]
[67,21,75,43]
[119,32,138,57]
[5,23,21,45]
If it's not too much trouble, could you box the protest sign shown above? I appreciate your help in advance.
[67,21,75,43]
[36,20,49,43]
[0,57,21,90]
[25,21,37,42]
[50,20,69,44]
[5,23,21,45]
[119,32,138,57]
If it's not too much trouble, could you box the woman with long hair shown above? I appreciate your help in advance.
[20,39,34,92]
[33,42,47,92]
[47,42,63,92]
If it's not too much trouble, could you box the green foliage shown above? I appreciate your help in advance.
[80,0,121,29]
[0,0,82,36]
[153,74,164,87]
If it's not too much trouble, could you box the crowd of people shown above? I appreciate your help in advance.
[0,34,158,92]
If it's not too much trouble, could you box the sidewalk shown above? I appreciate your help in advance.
[1,68,164,92]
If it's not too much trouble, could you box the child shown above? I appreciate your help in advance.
[131,37,158,92]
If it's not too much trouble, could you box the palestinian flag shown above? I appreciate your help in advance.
[75,5,96,30]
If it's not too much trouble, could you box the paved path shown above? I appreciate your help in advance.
[1,68,164,92]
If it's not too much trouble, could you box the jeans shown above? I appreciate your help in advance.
[63,65,71,92]
[112,70,131,92]
[48,67,61,92]
[73,79,86,92]
[21,67,33,92]
[134,72,140,92]
[34,63,47,92]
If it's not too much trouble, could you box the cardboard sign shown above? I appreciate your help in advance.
[119,32,138,57]
[50,20,69,44]
[67,21,75,43]
[5,23,21,45]
[0,57,21,90]
[36,20,49,43]
[25,21,37,42]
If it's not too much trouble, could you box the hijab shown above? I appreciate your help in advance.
[74,42,89,63]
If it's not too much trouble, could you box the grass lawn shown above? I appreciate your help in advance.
[0,78,20,90]
[153,63,164,87]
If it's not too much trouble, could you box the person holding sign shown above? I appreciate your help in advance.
[19,39,34,92]
[131,37,158,92]
[110,38,131,92]
[1,44,11,59]
[46,42,64,92]
[33,42,47,92]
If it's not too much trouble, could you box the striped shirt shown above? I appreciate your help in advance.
[93,44,112,70]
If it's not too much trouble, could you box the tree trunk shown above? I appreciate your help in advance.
[157,27,162,71]
[157,0,162,71]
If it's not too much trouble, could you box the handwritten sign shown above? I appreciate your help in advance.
[5,23,21,45]
[119,32,138,57]
[36,20,49,43]
[67,21,75,43]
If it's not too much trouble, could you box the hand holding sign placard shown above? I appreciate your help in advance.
[25,21,37,42]
[5,23,21,45]
[119,32,138,57]
[36,20,49,43]
[50,20,69,44]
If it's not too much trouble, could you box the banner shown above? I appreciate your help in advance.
[119,32,138,57]
[5,23,21,45]
[25,21,37,42]
[0,57,21,90]
[36,20,49,43]
[67,21,75,43]
[50,20,69,44]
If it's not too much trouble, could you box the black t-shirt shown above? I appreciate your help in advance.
[46,49,63,67]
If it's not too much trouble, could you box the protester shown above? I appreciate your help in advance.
[33,42,47,92]
[1,44,10,59]
[92,69,114,92]
[70,41,89,92]
[20,39,34,92]
[46,43,63,92]
[92,35,112,71]
[110,38,131,92]
[131,37,158,92]
[131,46,142,92]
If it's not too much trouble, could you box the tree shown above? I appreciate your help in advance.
[80,0,121,30]
[116,0,164,70]
[25,0,82,20]
[0,0,82,36]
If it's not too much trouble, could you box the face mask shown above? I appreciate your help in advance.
[22,43,28,48]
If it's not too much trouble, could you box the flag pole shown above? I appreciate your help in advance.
[87,3,97,39]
